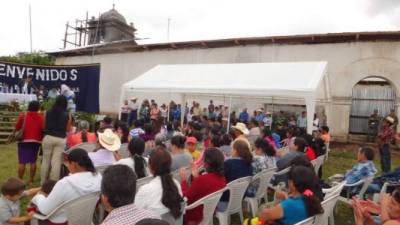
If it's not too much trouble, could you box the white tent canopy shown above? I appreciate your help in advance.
[121,62,329,133]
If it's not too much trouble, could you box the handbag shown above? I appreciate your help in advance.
[10,113,27,142]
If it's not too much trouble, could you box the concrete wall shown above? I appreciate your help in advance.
[55,41,400,141]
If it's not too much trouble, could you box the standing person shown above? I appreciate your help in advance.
[160,104,168,122]
[41,95,71,184]
[150,103,161,121]
[239,108,249,123]
[208,100,215,119]
[101,165,160,225]
[139,99,150,123]
[263,112,273,130]
[368,109,381,142]
[378,117,396,174]
[387,109,399,132]
[120,100,130,123]
[297,111,307,132]
[128,97,139,126]
[14,101,44,185]
[312,113,319,133]
[60,84,76,113]
[18,75,37,94]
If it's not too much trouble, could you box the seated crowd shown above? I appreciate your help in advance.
[3,97,400,225]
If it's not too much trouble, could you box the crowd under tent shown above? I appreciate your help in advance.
[121,61,330,134]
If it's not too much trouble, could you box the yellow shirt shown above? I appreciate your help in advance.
[186,149,201,161]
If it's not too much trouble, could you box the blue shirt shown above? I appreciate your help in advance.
[222,158,253,201]
[279,196,307,225]
[172,109,181,121]
[239,112,249,122]
[272,132,282,148]
[345,161,377,185]
[255,114,264,123]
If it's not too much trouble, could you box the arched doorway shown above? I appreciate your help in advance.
[349,77,396,134]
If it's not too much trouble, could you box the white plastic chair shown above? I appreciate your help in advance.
[30,191,100,225]
[322,181,346,225]
[185,188,227,225]
[215,176,252,225]
[268,166,291,190]
[339,176,374,204]
[244,167,277,217]
[119,143,130,158]
[315,193,340,225]
[136,176,154,193]
[67,142,97,153]
[373,181,400,202]
[161,201,186,225]
[294,216,316,225]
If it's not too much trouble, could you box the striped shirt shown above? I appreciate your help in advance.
[101,203,159,225]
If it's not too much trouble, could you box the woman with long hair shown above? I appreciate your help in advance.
[259,166,324,225]
[14,100,44,184]
[115,137,148,178]
[135,146,184,218]
[114,122,130,144]
[66,120,96,148]
[180,148,226,225]
[41,95,72,184]
[32,148,101,224]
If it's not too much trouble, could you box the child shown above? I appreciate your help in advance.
[186,136,201,161]
[0,177,40,225]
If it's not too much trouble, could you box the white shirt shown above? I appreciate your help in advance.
[32,172,101,223]
[129,102,139,110]
[114,157,149,176]
[135,176,182,216]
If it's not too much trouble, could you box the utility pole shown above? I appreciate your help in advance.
[29,4,33,53]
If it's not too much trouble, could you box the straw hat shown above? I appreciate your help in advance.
[385,116,395,124]
[98,129,121,152]
[130,97,138,101]
[232,122,250,135]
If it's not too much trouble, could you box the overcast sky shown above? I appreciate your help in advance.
[1,0,400,55]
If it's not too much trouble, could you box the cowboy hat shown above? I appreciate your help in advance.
[130,97,138,101]
[98,129,121,151]
[385,116,395,124]
[232,122,250,135]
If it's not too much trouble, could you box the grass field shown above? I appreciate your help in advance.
[0,142,399,224]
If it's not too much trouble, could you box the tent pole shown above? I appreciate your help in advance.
[180,94,186,130]
[226,96,232,134]
[119,86,126,120]
[167,92,171,122]
[305,96,316,134]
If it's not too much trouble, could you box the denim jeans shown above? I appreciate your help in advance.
[379,144,391,174]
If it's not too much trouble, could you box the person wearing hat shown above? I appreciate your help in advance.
[378,116,396,173]
[120,100,130,123]
[263,111,273,129]
[231,122,250,140]
[128,97,139,126]
[89,129,121,167]
[185,136,201,161]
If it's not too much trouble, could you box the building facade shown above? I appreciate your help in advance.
[50,31,400,141]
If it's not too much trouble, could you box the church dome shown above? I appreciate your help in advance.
[100,8,127,24]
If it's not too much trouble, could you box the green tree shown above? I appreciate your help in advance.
[0,52,55,65]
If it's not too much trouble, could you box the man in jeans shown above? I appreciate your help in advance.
[378,116,395,174]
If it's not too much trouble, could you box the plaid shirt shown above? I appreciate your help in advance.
[379,126,395,145]
[345,161,377,185]
[102,203,159,225]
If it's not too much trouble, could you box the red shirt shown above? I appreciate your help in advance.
[15,112,44,142]
[66,131,97,148]
[181,172,226,225]
[305,147,317,161]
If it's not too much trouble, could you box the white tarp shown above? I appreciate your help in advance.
[121,61,328,133]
